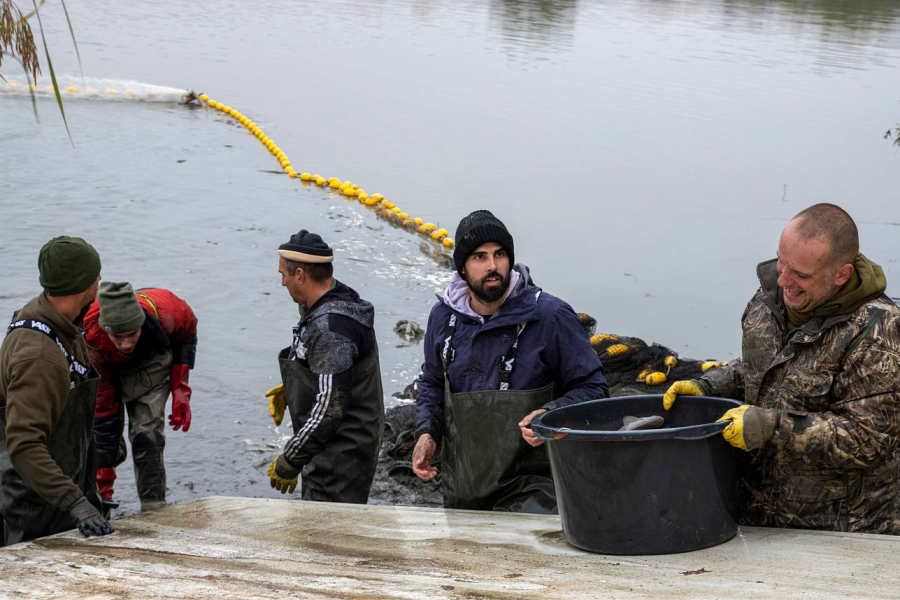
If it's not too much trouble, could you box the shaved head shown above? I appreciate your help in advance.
[790,203,858,267]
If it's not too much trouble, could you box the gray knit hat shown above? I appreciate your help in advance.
[98,282,146,334]
[38,236,101,296]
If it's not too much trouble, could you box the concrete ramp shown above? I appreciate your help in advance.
[1,496,898,599]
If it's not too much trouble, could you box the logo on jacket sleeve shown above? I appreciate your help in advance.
[291,325,308,361]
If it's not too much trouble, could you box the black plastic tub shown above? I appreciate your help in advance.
[531,395,744,555]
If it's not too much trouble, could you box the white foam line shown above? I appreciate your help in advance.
[0,76,190,103]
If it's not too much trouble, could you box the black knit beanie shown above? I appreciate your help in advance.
[277,229,334,263]
[452,210,515,274]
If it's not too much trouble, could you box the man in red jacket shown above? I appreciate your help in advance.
[83,281,198,512]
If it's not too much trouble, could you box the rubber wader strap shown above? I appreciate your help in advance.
[6,311,88,385]
[441,290,542,391]
[840,307,887,369]
[497,323,527,391]
[440,314,458,376]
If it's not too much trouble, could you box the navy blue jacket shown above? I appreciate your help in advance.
[415,268,608,444]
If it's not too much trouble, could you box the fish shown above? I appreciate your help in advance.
[552,427,572,440]
[619,415,665,431]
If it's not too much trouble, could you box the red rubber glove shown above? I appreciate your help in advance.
[169,363,192,432]
[97,467,116,501]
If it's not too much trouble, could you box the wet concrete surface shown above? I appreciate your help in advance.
[1,496,899,599]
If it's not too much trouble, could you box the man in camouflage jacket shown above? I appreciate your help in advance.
[664,203,900,534]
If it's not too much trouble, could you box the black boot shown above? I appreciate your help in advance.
[132,431,167,511]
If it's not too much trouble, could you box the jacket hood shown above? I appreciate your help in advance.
[305,280,375,329]
[757,259,782,306]
[441,263,532,324]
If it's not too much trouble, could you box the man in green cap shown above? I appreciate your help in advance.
[663,203,900,534]
[0,236,114,545]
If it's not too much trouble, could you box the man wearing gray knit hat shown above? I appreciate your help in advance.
[1,236,114,545]
[83,282,198,512]
[98,283,147,334]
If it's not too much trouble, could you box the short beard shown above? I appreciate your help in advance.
[75,301,92,326]
[466,270,510,304]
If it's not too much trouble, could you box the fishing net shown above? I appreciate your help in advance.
[589,334,703,393]
[576,311,727,394]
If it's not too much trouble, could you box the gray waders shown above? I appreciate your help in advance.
[439,302,559,514]
[115,349,171,509]
[278,347,384,503]
[0,318,101,545]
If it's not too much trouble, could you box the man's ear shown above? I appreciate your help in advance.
[835,262,854,287]
[294,266,306,284]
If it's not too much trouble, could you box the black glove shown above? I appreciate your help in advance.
[69,496,115,538]
[100,497,120,521]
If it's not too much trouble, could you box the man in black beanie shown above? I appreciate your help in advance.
[265,230,384,504]
[0,236,114,545]
[412,210,609,514]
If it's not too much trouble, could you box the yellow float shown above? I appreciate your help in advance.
[196,93,454,258]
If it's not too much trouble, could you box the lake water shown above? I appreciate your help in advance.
[2,0,900,514]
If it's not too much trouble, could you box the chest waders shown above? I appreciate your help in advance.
[113,348,172,509]
[0,317,101,545]
[278,347,384,504]
[440,299,559,514]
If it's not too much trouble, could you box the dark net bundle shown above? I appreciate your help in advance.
[585,322,720,396]
[576,313,597,337]
[370,401,443,507]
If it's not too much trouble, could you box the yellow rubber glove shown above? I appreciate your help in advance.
[266,383,286,426]
[662,380,704,410]
[717,405,778,451]
[267,456,299,494]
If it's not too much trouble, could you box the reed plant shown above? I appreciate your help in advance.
[1,0,81,142]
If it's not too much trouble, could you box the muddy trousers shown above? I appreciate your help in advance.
[110,351,171,509]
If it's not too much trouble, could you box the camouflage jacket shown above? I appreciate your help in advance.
[701,259,900,534]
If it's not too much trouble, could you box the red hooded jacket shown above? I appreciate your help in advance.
[84,288,197,419]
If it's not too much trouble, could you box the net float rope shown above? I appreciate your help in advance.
[3,82,456,251]
[5,82,136,94]
[2,80,177,98]
[196,93,455,252]
[1,79,198,109]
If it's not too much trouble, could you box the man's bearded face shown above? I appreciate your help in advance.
[463,243,511,304]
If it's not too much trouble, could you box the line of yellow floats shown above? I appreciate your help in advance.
[3,81,138,95]
[4,82,454,248]
[196,92,456,250]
